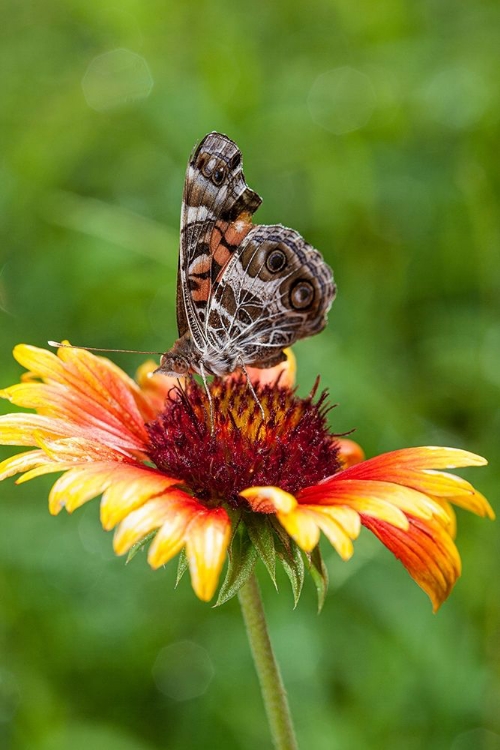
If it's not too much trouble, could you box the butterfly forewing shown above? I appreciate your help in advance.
[178,132,261,348]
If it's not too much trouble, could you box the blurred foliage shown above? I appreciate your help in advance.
[1,1,499,748]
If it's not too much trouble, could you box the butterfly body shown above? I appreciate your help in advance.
[158,132,336,379]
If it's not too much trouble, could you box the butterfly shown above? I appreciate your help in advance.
[157,132,336,383]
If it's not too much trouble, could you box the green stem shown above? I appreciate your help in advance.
[238,573,298,750]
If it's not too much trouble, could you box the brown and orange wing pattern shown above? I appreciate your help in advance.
[178,132,262,348]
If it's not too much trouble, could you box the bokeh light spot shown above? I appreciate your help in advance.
[152,641,214,701]
[82,48,153,112]
[308,67,376,135]
[418,66,490,130]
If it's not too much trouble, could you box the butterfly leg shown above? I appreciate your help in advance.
[240,361,265,420]
[199,361,215,432]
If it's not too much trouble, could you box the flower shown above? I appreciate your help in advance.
[0,343,494,609]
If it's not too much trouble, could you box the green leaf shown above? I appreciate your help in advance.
[126,530,157,563]
[278,541,304,608]
[307,544,329,613]
[268,518,304,606]
[215,529,257,607]
[175,548,188,587]
[246,515,277,588]
[267,524,303,608]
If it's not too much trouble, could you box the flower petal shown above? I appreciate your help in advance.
[0,414,75,446]
[277,506,321,552]
[299,480,411,530]
[114,494,231,602]
[276,503,360,558]
[310,504,361,539]
[1,382,148,452]
[184,507,232,601]
[44,458,180,518]
[240,486,297,514]
[17,463,77,484]
[339,446,487,472]
[0,406,144,454]
[0,449,52,481]
[8,344,152,453]
[303,508,356,559]
[100,469,182,530]
[147,497,202,568]
[241,348,297,389]
[35,435,128,463]
[12,344,66,381]
[113,497,182,555]
[362,514,462,611]
[336,438,365,468]
[320,447,494,520]
[135,360,181,415]
[49,462,120,515]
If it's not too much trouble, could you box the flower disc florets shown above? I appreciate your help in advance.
[146,376,341,507]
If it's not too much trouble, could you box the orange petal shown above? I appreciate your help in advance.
[240,486,297,514]
[414,472,494,518]
[17,462,77,484]
[100,469,182,530]
[0,413,75,446]
[135,360,181,415]
[13,344,66,381]
[56,346,150,444]
[429,497,457,536]
[303,508,355,559]
[185,507,232,601]
[0,449,52,481]
[1,381,148,452]
[94,355,158,423]
[13,343,151,450]
[276,503,360,558]
[336,438,365,468]
[0,406,145,454]
[147,497,202,568]
[113,497,179,555]
[362,514,462,611]
[35,435,128,464]
[277,506,321,552]
[299,480,411,530]
[319,455,494,519]
[339,446,487,476]
[310,504,361,539]
[230,348,297,389]
[49,462,120,515]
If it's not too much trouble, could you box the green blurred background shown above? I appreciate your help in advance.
[1,1,499,748]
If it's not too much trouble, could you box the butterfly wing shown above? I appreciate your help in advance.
[205,224,336,369]
[177,132,262,347]
[161,133,335,380]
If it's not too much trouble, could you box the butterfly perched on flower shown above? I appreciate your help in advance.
[156,132,336,381]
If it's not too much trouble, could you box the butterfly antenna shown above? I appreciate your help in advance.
[48,341,163,356]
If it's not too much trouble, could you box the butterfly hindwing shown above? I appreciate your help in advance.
[205,224,336,368]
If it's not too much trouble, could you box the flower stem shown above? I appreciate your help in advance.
[238,573,298,750]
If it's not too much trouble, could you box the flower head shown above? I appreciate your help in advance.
[0,343,494,609]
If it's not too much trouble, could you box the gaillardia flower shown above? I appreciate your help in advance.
[0,344,493,610]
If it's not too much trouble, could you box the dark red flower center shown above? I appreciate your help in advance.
[146,376,341,507]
